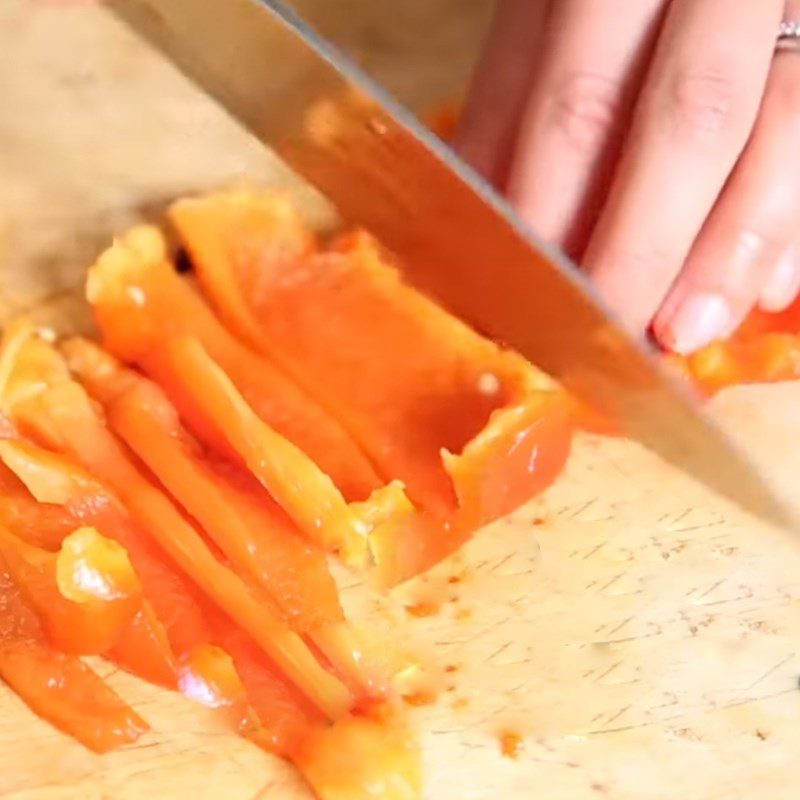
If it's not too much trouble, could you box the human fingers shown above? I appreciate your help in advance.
[653,9,800,350]
[455,0,551,186]
[505,0,667,256]
[584,0,783,339]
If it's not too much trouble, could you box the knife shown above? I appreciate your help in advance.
[106,0,795,532]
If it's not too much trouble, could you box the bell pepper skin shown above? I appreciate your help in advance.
[85,225,381,502]
[2,337,352,720]
[0,525,140,655]
[64,337,393,698]
[63,336,344,632]
[171,193,558,517]
[0,561,149,753]
[168,190,573,582]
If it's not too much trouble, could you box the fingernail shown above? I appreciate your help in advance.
[663,293,733,355]
[760,248,800,312]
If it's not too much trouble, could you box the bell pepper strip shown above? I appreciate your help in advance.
[171,192,555,517]
[157,336,370,568]
[85,225,381,502]
[33,388,350,719]
[107,601,177,689]
[0,420,209,660]
[0,525,140,655]
[213,623,324,758]
[0,561,149,753]
[62,336,343,631]
[0,408,287,715]
[0,413,261,704]
[3,344,353,720]
[63,337,393,697]
[0,457,92,552]
[674,330,800,396]
[294,710,421,800]
[442,393,575,532]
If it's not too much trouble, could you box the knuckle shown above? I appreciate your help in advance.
[731,228,787,271]
[666,65,746,140]
[550,72,621,152]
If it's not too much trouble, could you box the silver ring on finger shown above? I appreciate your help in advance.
[777,19,800,51]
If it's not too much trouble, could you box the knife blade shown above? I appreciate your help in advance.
[106,0,796,533]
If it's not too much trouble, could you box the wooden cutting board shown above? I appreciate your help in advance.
[3,3,800,799]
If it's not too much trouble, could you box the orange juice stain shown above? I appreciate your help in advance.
[402,690,437,708]
[404,600,441,618]
[455,608,473,622]
[451,697,469,711]
[444,664,458,674]
[500,731,524,760]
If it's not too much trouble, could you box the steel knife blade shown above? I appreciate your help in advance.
[106,0,797,532]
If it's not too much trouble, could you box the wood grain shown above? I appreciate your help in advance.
[2,2,800,799]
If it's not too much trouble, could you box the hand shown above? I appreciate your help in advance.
[456,0,800,354]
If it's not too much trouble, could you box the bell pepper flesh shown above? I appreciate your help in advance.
[0,408,310,732]
[63,337,343,632]
[157,336,370,567]
[0,563,149,753]
[64,337,392,696]
[294,710,421,800]
[85,226,381,502]
[170,192,552,518]
[27,379,351,720]
[0,334,352,718]
[0,525,141,655]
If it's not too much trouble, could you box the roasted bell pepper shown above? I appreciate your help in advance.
[85,225,380,501]
[0,561,148,753]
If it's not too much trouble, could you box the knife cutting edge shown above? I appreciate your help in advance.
[106,0,798,534]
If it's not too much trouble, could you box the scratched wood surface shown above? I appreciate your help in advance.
[3,2,800,799]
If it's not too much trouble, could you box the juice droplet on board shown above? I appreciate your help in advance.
[404,600,441,618]
[500,731,524,760]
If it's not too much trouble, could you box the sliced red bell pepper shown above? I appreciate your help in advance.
[0,561,149,753]
[85,225,381,502]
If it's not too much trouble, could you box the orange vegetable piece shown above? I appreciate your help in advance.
[158,336,369,567]
[63,336,343,632]
[86,226,380,502]
[65,338,393,697]
[294,710,421,800]
[171,192,551,517]
[5,343,351,720]
[214,623,323,758]
[0,525,140,654]
[0,563,149,753]
[443,393,575,531]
